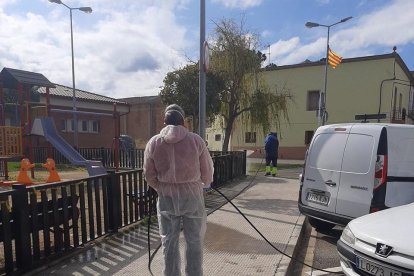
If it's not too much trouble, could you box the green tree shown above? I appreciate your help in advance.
[211,19,290,151]
[160,63,225,132]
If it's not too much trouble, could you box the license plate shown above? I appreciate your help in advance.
[356,256,402,276]
[306,192,329,206]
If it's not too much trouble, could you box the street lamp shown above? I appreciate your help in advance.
[48,0,92,149]
[306,16,352,125]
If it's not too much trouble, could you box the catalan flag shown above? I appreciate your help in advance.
[328,47,342,69]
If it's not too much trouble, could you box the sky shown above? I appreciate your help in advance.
[0,0,413,99]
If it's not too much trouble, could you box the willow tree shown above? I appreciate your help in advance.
[211,19,290,151]
[160,63,225,132]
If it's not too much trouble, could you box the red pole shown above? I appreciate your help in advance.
[25,86,35,179]
[113,103,119,171]
[0,82,4,126]
[46,87,52,157]
[18,83,24,157]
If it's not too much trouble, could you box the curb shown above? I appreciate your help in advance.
[275,215,308,275]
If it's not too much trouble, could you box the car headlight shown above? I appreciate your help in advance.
[341,225,356,245]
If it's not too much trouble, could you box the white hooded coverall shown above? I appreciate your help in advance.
[144,125,214,276]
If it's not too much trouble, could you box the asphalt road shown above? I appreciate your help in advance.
[312,226,344,275]
[290,220,345,276]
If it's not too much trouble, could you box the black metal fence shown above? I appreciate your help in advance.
[0,150,246,275]
[32,147,145,169]
[211,151,246,188]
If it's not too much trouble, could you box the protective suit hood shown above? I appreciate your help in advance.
[160,125,188,144]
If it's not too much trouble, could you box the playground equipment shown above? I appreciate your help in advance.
[16,158,35,185]
[31,117,106,176]
[0,157,62,186]
[42,158,61,183]
[0,67,124,177]
[0,126,22,157]
[0,67,55,180]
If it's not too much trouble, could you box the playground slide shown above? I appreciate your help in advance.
[31,117,107,176]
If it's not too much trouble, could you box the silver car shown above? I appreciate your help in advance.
[337,203,414,276]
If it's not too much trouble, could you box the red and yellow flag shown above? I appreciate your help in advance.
[328,47,342,69]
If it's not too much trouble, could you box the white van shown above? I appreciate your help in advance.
[298,123,414,231]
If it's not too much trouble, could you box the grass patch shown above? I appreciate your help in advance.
[248,163,303,173]
[6,162,84,172]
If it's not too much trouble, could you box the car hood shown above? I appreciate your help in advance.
[349,203,414,256]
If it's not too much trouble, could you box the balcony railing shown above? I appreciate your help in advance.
[391,108,407,121]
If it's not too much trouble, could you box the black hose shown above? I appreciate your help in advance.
[147,187,159,276]
[211,187,342,274]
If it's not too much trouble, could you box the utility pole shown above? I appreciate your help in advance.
[199,0,206,139]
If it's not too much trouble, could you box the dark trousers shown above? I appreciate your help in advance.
[266,155,278,167]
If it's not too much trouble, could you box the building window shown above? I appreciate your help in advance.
[305,130,314,145]
[90,120,100,133]
[79,120,88,132]
[70,119,75,132]
[245,132,256,143]
[307,90,322,111]
[215,134,221,141]
[61,119,67,132]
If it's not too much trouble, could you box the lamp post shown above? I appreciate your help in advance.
[199,0,206,140]
[306,16,352,125]
[48,0,92,148]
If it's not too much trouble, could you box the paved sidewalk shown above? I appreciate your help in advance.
[29,174,304,276]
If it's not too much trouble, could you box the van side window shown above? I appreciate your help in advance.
[308,133,347,171]
[342,134,374,174]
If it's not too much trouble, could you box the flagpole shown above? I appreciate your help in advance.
[305,16,352,126]
[321,26,330,126]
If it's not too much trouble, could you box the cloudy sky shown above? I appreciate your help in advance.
[0,0,413,98]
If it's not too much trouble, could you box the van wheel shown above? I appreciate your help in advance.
[308,217,335,232]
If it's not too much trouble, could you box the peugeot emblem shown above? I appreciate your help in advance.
[375,243,393,258]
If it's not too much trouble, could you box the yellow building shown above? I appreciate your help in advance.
[207,51,414,159]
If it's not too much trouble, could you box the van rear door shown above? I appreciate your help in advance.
[301,129,348,213]
[385,126,414,207]
[335,130,377,218]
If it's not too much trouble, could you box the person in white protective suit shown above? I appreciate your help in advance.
[144,104,214,276]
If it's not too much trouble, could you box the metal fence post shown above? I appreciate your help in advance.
[12,184,32,271]
[100,147,106,167]
[229,153,234,180]
[243,150,247,175]
[107,171,121,232]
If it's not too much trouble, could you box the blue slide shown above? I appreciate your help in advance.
[31,117,107,176]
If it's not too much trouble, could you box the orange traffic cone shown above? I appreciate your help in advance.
[16,158,35,185]
[42,158,61,183]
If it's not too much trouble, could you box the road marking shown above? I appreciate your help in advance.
[306,266,343,275]
[72,272,84,276]
[301,227,317,276]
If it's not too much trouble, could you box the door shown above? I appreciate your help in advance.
[301,132,348,213]
[335,133,375,218]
